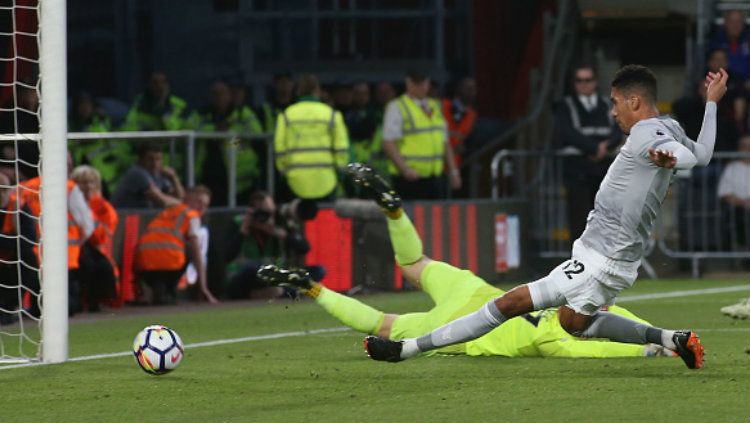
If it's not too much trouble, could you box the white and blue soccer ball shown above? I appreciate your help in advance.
[132,325,184,375]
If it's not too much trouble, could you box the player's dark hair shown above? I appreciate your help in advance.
[611,64,658,104]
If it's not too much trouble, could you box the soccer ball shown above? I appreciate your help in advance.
[132,325,184,375]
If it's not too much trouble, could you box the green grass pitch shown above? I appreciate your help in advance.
[1,278,749,423]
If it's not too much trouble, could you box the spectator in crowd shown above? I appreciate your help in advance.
[274,73,349,202]
[14,152,96,316]
[230,81,250,110]
[224,191,286,299]
[673,79,739,153]
[718,135,750,320]
[374,81,397,120]
[69,92,111,133]
[259,73,295,133]
[333,81,354,114]
[382,71,461,200]
[554,64,621,243]
[187,80,263,205]
[134,185,219,305]
[346,82,384,173]
[69,92,132,197]
[442,77,478,168]
[70,165,118,312]
[718,134,750,248]
[111,143,185,209]
[225,191,321,299]
[709,10,750,85]
[121,71,189,131]
[0,172,39,324]
[704,48,747,133]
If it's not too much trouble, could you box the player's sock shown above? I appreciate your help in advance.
[309,283,385,335]
[580,311,676,349]
[386,212,423,266]
[400,299,508,358]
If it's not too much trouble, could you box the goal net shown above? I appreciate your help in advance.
[0,0,68,365]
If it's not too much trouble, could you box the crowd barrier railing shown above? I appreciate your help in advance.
[657,151,750,277]
[490,149,750,278]
[68,130,274,207]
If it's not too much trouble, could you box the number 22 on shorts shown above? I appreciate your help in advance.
[562,260,585,279]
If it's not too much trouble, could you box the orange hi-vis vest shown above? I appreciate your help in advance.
[87,194,120,279]
[441,99,477,167]
[2,178,83,269]
[134,203,199,272]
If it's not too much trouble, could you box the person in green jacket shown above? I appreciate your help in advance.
[68,92,132,197]
[187,80,263,205]
[121,72,189,131]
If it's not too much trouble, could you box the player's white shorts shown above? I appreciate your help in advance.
[527,240,641,315]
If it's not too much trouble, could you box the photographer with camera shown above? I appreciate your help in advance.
[224,191,322,299]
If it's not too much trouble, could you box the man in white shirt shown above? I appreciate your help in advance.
[718,135,750,319]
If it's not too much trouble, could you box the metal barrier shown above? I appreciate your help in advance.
[67,130,274,207]
[491,149,569,259]
[658,151,750,277]
[492,149,750,278]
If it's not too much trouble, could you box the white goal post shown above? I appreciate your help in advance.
[39,0,68,363]
[0,0,68,365]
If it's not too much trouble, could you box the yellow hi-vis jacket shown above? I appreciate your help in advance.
[274,99,350,199]
[388,95,446,177]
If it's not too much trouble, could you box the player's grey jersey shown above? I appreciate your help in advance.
[579,116,692,262]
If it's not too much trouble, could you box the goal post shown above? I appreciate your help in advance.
[39,0,68,363]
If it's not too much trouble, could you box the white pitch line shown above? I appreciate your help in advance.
[1,284,749,371]
[617,284,750,302]
[0,327,350,370]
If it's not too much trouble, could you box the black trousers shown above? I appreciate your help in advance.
[77,244,117,311]
[392,175,446,201]
[138,268,186,305]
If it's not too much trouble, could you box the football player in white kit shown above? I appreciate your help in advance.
[365,65,729,369]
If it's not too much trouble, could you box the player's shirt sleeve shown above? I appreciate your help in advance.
[627,123,676,163]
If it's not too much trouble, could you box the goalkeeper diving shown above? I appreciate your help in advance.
[257,164,674,360]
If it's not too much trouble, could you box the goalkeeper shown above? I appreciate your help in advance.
[257,164,673,359]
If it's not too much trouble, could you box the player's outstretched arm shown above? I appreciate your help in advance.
[692,68,728,166]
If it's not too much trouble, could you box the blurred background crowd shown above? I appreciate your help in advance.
[0,0,748,319]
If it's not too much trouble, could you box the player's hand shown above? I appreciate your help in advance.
[705,68,729,103]
[402,167,420,181]
[648,148,677,169]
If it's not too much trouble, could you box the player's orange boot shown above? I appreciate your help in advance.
[672,331,704,369]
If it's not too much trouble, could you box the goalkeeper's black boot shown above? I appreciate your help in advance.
[256,265,313,292]
[364,336,404,362]
[672,330,704,369]
[345,163,402,213]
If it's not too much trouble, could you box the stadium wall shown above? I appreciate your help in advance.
[109,199,531,300]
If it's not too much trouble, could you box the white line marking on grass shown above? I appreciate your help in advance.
[1,284,749,371]
[0,327,350,371]
[617,285,750,302]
